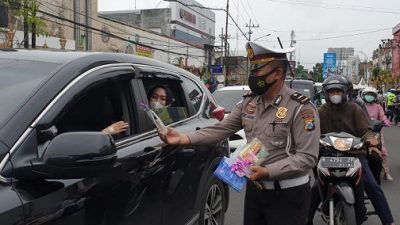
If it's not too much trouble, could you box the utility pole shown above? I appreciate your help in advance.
[289,30,296,61]
[31,9,36,48]
[245,19,259,42]
[224,0,229,85]
[245,19,259,80]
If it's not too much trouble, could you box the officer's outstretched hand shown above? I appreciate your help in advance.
[249,165,269,181]
[158,127,190,145]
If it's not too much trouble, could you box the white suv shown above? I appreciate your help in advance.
[213,85,250,150]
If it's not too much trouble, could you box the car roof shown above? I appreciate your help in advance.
[215,85,250,91]
[285,79,314,84]
[0,49,190,74]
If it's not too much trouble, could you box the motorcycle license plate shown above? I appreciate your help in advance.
[320,157,355,168]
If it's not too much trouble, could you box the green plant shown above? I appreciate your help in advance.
[1,0,48,36]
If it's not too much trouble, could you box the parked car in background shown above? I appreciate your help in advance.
[285,79,316,102]
[0,49,229,225]
[212,85,250,150]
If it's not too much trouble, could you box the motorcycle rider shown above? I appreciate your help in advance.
[307,75,395,225]
[361,87,393,182]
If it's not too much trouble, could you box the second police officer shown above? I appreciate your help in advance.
[158,42,320,225]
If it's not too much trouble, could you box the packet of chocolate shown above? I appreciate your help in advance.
[226,138,268,177]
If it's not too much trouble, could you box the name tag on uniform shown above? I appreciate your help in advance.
[242,114,255,120]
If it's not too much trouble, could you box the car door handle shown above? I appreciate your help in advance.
[144,146,156,153]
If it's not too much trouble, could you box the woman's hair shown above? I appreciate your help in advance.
[147,84,175,106]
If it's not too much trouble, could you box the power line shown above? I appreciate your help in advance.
[38,1,193,49]
[264,0,400,15]
[36,8,206,58]
[293,28,392,41]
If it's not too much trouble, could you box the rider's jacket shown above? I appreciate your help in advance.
[318,101,374,155]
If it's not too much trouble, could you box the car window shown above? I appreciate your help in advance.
[52,77,135,141]
[141,75,190,126]
[285,80,314,99]
[213,89,248,113]
[0,59,60,126]
[182,77,204,114]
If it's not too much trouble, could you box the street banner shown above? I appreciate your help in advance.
[136,45,153,58]
[323,53,337,80]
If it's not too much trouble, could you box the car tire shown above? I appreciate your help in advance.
[199,176,227,225]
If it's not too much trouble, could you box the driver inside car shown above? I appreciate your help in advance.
[307,75,395,225]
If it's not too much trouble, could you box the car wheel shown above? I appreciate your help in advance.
[199,176,226,225]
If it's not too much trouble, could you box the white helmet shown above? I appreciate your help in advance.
[361,87,378,103]
[361,87,378,98]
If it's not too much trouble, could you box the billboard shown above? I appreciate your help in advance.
[136,45,153,58]
[323,53,337,79]
[170,0,215,37]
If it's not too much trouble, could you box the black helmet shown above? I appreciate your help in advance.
[344,76,354,99]
[322,75,348,104]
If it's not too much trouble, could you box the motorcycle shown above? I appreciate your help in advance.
[317,132,364,225]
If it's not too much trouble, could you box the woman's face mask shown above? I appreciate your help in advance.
[364,95,375,103]
[150,101,164,109]
[329,95,342,104]
[248,67,278,95]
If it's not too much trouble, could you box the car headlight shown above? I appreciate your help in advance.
[330,137,353,151]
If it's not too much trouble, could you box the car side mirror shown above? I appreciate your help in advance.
[14,132,117,180]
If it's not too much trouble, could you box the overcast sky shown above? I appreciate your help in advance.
[98,0,400,69]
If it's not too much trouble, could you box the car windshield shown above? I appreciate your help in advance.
[0,59,60,125]
[213,89,248,113]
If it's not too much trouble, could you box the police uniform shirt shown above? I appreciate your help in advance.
[187,85,320,180]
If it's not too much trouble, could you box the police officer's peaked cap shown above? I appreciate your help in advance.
[246,42,295,70]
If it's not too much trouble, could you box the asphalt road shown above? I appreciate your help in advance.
[224,125,400,225]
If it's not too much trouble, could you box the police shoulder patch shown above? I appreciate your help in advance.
[290,92,310,104]
[243,91,255,97]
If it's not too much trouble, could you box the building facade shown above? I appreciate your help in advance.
[392,23,400,80]
[99,0,215,48]
[327,48,354,75]
[345,56,360,83]
[0,0,206,69]
[372,39,393,71]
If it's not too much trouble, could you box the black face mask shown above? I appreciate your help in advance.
[248,68,278,95]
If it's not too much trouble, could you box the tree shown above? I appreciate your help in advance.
[1,0,48,48]
[312,63,323,82]
[295,64,308,79]
[372,67,380,78]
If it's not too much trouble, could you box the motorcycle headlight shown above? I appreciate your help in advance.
[330,137,353,151]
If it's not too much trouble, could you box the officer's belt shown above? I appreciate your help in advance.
[257,175,309,190]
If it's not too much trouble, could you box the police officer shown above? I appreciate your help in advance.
[158,42,320,225]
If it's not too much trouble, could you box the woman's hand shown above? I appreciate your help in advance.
[102,121,129,135]
[158,127,190,145]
